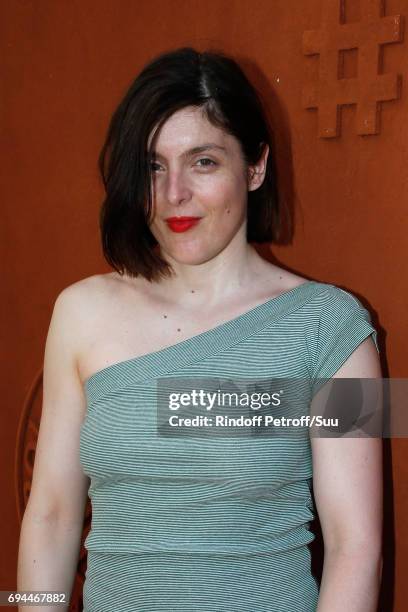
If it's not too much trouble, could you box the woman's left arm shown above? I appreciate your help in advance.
[311,336,383,612]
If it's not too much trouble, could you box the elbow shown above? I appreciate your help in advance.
[22,502,60,526]
[324,527,382,559]
[325,538,383,575]
[22,499,84,530]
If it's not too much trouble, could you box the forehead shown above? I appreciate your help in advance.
[148,106,234,154]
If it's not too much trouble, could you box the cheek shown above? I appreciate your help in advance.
[203,175,246,215]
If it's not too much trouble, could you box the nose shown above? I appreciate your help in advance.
[164,167,192,206]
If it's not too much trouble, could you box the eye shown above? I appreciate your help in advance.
[195,157,217,168]
[150,161,162,172]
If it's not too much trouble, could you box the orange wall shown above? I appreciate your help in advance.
[1,1,407,610]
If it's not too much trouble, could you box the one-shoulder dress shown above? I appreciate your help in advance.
[79,280,379,612]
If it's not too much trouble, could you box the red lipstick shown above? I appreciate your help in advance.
[165,216,201,233]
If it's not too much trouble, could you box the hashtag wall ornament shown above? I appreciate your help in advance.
[302,0,403,137]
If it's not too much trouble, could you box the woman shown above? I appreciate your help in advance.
[18,47,383,611]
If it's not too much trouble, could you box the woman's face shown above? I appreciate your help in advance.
[147,105,268,266]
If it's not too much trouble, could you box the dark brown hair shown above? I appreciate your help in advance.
[98,47,283,282]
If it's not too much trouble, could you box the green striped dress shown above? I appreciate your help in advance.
[79,280,379,611]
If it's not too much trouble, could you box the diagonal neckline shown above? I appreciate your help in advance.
[83,279,325,402]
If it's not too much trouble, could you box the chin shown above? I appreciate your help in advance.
[162,243,221,267]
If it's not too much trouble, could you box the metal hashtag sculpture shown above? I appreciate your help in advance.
[302,0,403,137]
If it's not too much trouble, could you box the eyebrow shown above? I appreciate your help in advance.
[151,143,227,160]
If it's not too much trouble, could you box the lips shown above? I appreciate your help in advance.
[165,216,202,233]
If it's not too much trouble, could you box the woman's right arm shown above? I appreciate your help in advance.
[17,285,90,611]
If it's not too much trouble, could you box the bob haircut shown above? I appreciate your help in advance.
[98,46,283,282]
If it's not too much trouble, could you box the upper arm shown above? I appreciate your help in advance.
[310,335,383,554]
[25,284,90,525]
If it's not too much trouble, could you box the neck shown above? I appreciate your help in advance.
[155,238,264,308]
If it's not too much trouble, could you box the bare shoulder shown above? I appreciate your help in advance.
[52,272,122,352]
[57,271,116,302]
[55,271,152,361]
[54,271,126,317]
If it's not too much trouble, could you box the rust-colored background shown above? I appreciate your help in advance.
[1,1,407,610]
